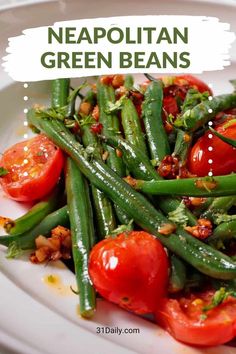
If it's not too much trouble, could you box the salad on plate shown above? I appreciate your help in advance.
[1,73,236,347]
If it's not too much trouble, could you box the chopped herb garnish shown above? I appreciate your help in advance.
[200,313,208,321]
[67,82,87,104]
[35,106,67,121]
[168,201,188,226]
[109,219,134,238]
[150,158,159,167]
[203,287,236,313]
[0,167,8,177]
[105,95,127,114]
[70,285,80,295]
[6,241,24,259]
[80,115,96,127]
[215,213,236,225]
[182,90,209,113]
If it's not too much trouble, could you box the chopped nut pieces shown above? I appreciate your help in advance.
[100,75,124,88]
[92,105,99,121]
[185,218,212,240]
[30,225,71,263]
[79,101,92,116]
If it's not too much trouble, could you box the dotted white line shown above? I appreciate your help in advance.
[207,84,214,176]
[23,83,29,141]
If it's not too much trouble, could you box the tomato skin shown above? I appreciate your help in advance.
[163,96,179,117]
[173,75,212,95]
[189,120,236,177]
[0,134,64,201]
[155,290,236,346]
[89,231,169,314]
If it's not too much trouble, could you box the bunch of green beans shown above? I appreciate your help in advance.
[2,74,236,319]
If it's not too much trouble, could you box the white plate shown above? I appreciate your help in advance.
[0,1,236,354]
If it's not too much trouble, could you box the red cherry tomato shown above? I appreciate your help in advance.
[173,75,213,95]
[188,120,236,176]
[0,134,64,201]
[89,231,169,314]
[155,289,236,346]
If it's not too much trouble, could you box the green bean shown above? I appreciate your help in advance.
[174,93,236,132]
[80,122,102,159]
[113,204,133,226]
[101,135,157,180]
[27,111,236,279]
[65,158,96,318]
[124,74,134,89]
[51,79,70,108]
[0,206,69,249]
[173,89,210,163]
[143,80,170,161]
[121,97,148,156]
[168,254,187,293]
[173,129,192,163]
[103,135,197,226]
[91,187,117,238]
[133,174,236,197]
[97,82,125,176]
[4,187,59,235]
[97,82,130,223]
[81,123,116,238]
[209,220,236,242]
[108,86,195,226]
[203,196,236,221]
[191,197,214,217]
[28,110,174,234]
[67,83,86,117]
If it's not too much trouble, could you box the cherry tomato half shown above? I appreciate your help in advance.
[0,134,64,201]
[188,119,236,177]
[156,289,236,346]
[89,231,169,314]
